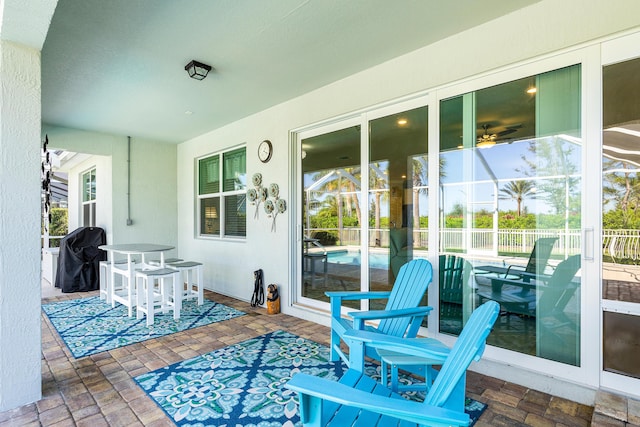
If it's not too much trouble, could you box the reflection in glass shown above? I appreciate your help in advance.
[439,65,582,366]
[369,106,428,310]
[200,197,220,235]
[603,312,640,379]
[300,107,429,311]
[301,127,361,307]
[602,56,640,378]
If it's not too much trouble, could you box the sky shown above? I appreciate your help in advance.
[304,135,583,218]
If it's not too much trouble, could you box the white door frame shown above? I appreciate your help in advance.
[599,30,640,399]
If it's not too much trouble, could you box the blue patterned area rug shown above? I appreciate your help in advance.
[134,330,487,427]
[42,296,245,359]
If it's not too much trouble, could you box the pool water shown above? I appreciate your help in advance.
[326,251,389,269]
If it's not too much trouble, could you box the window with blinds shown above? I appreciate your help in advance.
[197,147,246,237]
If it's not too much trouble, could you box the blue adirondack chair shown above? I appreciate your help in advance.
[325,258,433,366]
[286,301,500,427]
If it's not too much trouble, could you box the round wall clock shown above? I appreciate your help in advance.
[258,140,273,163]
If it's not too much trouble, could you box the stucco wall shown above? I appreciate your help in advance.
[0,40,43,411]
[42,126,179,258]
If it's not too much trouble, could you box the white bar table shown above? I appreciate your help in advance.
[99,244,175,316]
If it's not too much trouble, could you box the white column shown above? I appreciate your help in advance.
[0,39,43,411]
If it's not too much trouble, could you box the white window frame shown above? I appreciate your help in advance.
[81,167,96,227]
[196,145,246,239]
[599,29,640,402]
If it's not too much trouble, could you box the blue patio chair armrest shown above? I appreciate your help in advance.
[325,291,392,301]
[326,291,393,320]
[344,329,450,360]
[348,305,432,321]
[286,373,468,426]
[348,306,432,330]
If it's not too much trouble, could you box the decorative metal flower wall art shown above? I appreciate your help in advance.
[248,173,263,218]
[247,173,287,232]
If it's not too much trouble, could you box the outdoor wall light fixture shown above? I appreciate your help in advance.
[185,60,212,80]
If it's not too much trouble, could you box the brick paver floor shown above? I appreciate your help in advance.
[0,289,595,426]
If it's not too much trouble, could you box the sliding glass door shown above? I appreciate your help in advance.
[300,123,362,307]
[368,106,429,309]
[298,101,429,310]
[600,32,640,397]
[293,34,640,396]
[297,62,585,367]
[438,64,583,366]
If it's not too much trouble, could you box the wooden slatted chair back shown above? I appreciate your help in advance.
[424,301,500,411]
[377,258,433,337]
[537,254,581,314]
[525,237,559,275]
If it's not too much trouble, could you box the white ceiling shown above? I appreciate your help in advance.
[42,0,540,143]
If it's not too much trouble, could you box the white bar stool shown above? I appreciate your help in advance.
[99,259,127,303]
[168,261,204,305]
[135,268,181,326]
[145,257,183,267]
[110,254,141,317]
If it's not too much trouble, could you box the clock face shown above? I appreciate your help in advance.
[258,140,272,163]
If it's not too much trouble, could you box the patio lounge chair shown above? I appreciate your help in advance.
[325,258,433,366]
[475,236,558,281]
[476,254,581,320]
[286,300,500,427]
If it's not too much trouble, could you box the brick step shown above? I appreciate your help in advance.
[592,390,640,426]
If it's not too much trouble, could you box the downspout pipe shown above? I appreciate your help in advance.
[127,136,133,226]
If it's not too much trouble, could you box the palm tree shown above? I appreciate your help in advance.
[499,180,537,216]
[306,168,362,245]
[341,166,362,226]
[369,163,389,245]
[347,180,362,225]
[603,159,640,227]
[519,137,578,215]
[412,155,427,231]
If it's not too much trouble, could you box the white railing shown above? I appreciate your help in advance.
[308,227,585,256]
[41,235,65,248]
[308,227,640,262]
[603,229,640,262]
[439,228,581,256]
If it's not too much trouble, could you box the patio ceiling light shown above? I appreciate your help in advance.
[185,60,212,80]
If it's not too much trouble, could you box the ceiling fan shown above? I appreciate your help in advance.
[477,123,522,147]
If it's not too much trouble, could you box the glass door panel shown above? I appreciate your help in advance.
[439,65,583,366]
[368,106,429,310]
[602,56,640,379]
[301,126,361,308]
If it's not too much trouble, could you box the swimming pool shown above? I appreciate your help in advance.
[326,251,389,270]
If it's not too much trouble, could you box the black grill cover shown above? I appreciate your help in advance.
[55,227,107,293]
